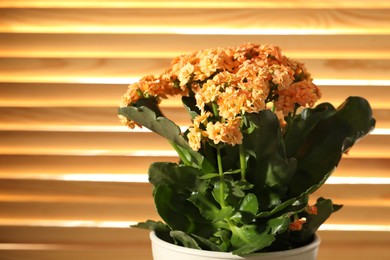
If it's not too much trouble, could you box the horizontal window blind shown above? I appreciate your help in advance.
[0,1,389,259]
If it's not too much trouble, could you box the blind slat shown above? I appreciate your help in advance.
[1,58,389,83]
[0,107,388,130]
[1,8,389,34]
[1,180,389,207]
[0,131,387,158]
[0,180,389,225]
[2,0,390,9]
[1,83,390,109]
[0,199,389,226]
[0,156,388,178]
[1,34,390,59]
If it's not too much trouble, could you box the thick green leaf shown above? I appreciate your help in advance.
[212,182,228,206]
[212,230,231,252]
[290,198,342,243]
[239,193,259,216]
[230,225,275,255]
[130,220,169,232]
[256,195,308,219]
[267,215,290,235]
[231,193,259,224]
[198,173,220,180]
[131,220,173,244]
[285,97,375,197]
[182,96,201,120]
[242,111,296,210]
[188,192,221,222]
[198,169,241,180]
[225,179,246,199]
[213,206,234,223]
[170,231,201,249]
[192,234,224,251]
[154,185,214,237]
[148,162,202,195]
[283,103,336,157]
[118,98,203,166]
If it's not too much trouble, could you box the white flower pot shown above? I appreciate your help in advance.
[150,231,321,260]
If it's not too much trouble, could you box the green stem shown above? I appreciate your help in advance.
[216,146,226,208]
[170,141,192,166]
[212,102,219,117]
[239,144,247,181]
[271,102,276,112]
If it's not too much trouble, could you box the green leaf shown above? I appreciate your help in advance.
[170,231,201,249]
[182,96,201,120]
[231,193,259,224]
[285,97,375,197]
[154,185,213,237]
[192,234,224,252]
[291,198,343,243]
[212,230,231,251]
[239,193,259,216]
[256,196,308,218]
[198,173,219,180]
[213,206,234,223]
[118,98,203,166]
[225,179,246,199]
[230,225,275,255]
[212,182,228,206]
[188,192,221,223]
[242,111,296,210]
[224,169,242,175]
[284,102,336,157]
[131,220,169,232]
[267,215,290,235]
[131,220,173,244]
[148,162,202,195]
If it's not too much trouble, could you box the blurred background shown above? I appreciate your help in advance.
[0,0,389,259]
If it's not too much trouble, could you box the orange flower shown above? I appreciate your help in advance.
[221,117,243,146]
[178,63,195,87]
[270,64,294,90]
[206,121,224,145]
[217,87,248,119]
[187,127,202,151]
[306,205,318,215]
[289,218,306,231]
[204,118,243,147]
[193,111,213,130]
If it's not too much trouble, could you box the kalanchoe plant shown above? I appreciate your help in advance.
[118,43,375,255]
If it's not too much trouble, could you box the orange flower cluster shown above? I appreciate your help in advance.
[288,205,318,231]
[120,43,321,151]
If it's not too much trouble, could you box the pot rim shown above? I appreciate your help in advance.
[150,231,321,259]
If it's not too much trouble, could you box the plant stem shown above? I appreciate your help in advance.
[216,146,226,208]
[239,144,247,181]
[170,141,192,166]
[212,102,219,117]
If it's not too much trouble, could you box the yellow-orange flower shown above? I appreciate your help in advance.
[187,127,202,151]
[178,63,194,87]
[206,121,224,145]
[221,117,243,146]
[193,111,213,130]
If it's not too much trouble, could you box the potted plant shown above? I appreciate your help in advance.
[118,43,375,259]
